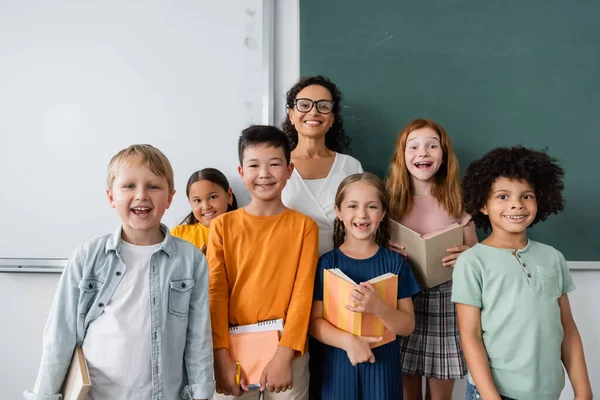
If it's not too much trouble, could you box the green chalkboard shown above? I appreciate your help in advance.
[300,0,599,261]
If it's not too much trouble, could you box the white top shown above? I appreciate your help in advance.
[303,178,326,197]
[282,153,363,256]
[82,240,160,400]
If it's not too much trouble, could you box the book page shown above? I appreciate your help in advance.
[389,219,427,285]
[368,272,396,284]
[423,223,463,287]
[421,222,460,240]
[329,268,357,285]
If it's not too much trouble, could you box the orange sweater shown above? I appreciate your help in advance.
[207,208,319,354]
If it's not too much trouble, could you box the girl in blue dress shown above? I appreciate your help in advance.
[310,172,421,400]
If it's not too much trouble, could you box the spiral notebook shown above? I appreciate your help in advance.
[228,319,283,388]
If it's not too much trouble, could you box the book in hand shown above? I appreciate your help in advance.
[323,269,398,348]
[389,220,463,288]
[61,346,91,400]
[228,319,283,389]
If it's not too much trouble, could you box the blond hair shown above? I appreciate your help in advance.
[386,118,463,221]
[107,144,174,191]
[333,172,391,248]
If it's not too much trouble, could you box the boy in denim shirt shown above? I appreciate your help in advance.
[25,144,215,400]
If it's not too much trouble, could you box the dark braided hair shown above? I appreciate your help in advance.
[282,75,350,152]
[462,146,565,232]
[333,172,391,247]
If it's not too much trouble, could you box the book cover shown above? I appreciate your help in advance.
[228,319,283,388]
[389,220,463,288]
[323,269,398,348]
[61,346,91,400]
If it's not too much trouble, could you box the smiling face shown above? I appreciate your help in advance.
[238,144,293,202]
[188,180,232,227]
[106,159,174,244]
[287,84,335,141]
[335,180,385,244]
[481,177,537,239]
[404,127,444,184]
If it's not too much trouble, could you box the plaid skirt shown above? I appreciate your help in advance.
[399,280,467,379]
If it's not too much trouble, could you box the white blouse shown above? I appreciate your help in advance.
[282,153,363,256]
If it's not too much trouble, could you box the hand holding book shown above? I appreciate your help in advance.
[345,282,391,316]
[441,244,471,267]
[214,348,244,397]
[258,346,295,393]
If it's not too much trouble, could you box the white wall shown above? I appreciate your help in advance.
[2,1,597,398]
[0,1,300,398]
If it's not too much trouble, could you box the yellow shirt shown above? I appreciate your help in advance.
[207,208,319,354]
[171,223,210,250]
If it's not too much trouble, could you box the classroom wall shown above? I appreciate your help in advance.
[0,1,301,398]
[1,1,597,398]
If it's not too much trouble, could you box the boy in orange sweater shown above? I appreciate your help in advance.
[208,125,319,399]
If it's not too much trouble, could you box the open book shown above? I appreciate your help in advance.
[389,220,463,288]
[228,319,283,388]
[323,269,398,348]
[61,346,91,400]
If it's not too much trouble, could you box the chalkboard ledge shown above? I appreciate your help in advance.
[0,258,67,273]
[0,259,598,273]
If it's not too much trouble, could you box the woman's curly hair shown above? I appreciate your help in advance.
[462,146,565,232]
[282,75,350,152]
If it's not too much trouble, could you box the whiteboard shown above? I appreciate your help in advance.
[0,1,272,259]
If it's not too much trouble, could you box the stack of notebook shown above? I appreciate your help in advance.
[228,319,284,388]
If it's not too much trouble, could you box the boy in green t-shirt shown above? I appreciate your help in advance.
[452,147,592,400]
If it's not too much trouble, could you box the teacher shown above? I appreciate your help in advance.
[282,75,363,257]
[282,75,363,400]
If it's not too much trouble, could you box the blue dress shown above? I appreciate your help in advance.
[313,246,421,400]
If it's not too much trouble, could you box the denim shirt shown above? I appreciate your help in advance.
[24,224,216,400]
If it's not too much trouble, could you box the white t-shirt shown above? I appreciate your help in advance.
[82,240,160,400]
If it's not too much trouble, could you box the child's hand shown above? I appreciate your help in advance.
[442,244,470,267]
[200,244,207,254]
[260,346,295,393]
[346,282,386,316]
[342,334,382,366]
[214,348,243,396]
[388,240,408,257]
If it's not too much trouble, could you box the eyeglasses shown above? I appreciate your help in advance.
[293,98,335,114]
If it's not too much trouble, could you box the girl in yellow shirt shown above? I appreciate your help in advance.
[171,168,237,252]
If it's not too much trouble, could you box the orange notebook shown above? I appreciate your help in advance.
[323,269,398,348]
[228,320,283,388]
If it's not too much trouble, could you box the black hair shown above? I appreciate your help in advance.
[238,125,291,165]
[462,146,565,232]
[181,168,238,225]
[282,75,351,152]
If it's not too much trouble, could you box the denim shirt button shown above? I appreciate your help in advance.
[116,271,122,276]
[88,283,93,289]
[98,302,105,307]
[181,282,186,288]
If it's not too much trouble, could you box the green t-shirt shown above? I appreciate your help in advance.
[452,240,575,400]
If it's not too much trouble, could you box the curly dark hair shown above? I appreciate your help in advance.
[462,146,565,232]
[281,75,350,152]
